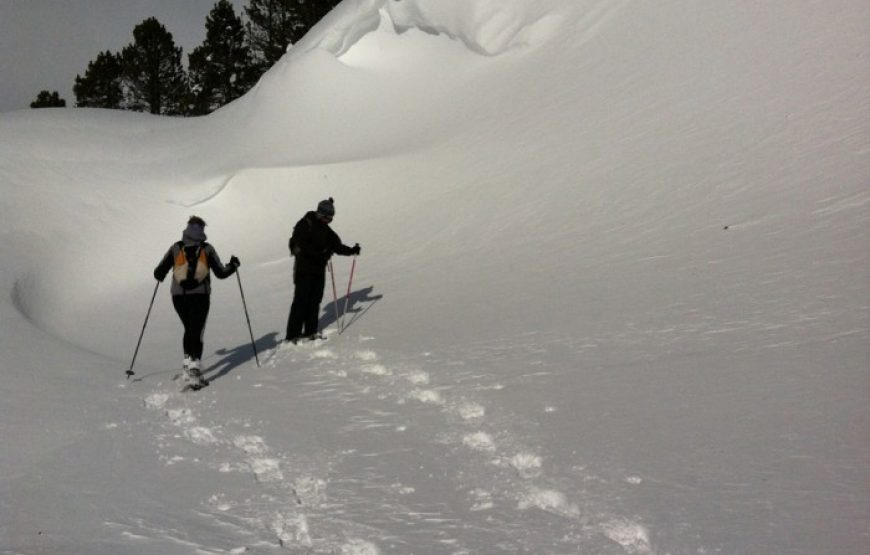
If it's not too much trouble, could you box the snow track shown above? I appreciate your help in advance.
[128,332,655,553]
[3,0,868,553]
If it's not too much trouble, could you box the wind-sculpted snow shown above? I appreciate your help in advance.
[1,0,869,553]
[293,0,565,59]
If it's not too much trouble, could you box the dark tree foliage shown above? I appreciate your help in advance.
[74,50,124,108]
[290,0,341,43]
[245,0,342,79]
[188,0,256,115]
[30,90,66,108]
[120,17,189,115]
[245,0,297,73]
[64,2,343,116]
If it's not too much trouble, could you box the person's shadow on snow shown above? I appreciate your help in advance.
[204,331,279,382]
[320,285,382,333]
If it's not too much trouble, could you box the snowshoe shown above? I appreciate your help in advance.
[181,361,209,391]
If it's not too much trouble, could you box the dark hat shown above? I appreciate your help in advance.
[317,197,335,218]
[188,215,207,227]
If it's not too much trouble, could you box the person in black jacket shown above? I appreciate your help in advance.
[286,198,360,342]
[153,216,239,386]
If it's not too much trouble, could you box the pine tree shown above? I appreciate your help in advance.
[245,0,342,78]
[289,0,341,43]
[74,50,124,108]
[188,0,256,115]
[244,0,297,74]
[120,17,189,115]
[30,91,66,108]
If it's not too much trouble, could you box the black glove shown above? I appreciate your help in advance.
[153,268,165,282]
[229,255,240,268]
[351,243,361,256]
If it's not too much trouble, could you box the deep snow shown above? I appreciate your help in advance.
[1,1,868,553]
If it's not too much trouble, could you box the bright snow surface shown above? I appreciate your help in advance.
[1,0,869,553]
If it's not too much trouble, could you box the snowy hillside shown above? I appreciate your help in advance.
[1,0,868,553]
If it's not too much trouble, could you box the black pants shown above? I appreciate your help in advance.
[172,294,210,360]
[286,271,325,340]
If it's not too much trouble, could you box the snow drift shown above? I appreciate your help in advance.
[1,0,868,553]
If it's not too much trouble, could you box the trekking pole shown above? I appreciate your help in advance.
[328,260,342,333]
[235,270,260,368]
[340,256,357,334]
[127,280,160,379]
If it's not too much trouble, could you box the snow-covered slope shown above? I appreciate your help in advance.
[1,1,868,553]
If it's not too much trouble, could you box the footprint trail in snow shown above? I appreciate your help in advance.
[131,332,653,553]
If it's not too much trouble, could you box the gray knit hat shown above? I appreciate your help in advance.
[317,197,335,218]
